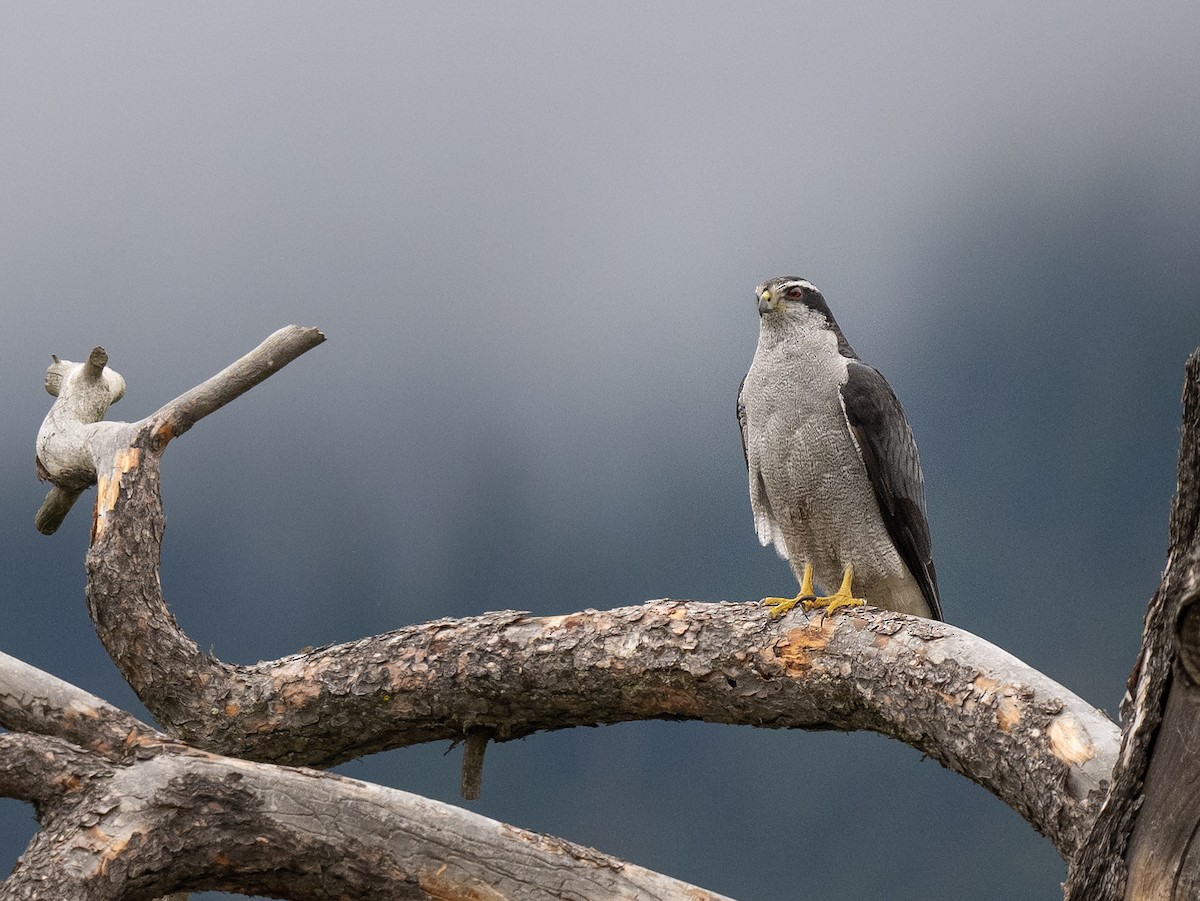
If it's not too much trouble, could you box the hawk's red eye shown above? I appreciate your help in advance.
[785,285,804,299]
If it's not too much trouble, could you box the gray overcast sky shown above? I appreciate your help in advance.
[4,4,1200,899]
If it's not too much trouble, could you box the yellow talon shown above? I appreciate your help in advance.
[762,594,801,617]
[763,563,817,619]
[802,564,866,617]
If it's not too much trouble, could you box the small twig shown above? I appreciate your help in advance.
[34,484,87,535]
[148,325,326,449]
[460,729,491,800]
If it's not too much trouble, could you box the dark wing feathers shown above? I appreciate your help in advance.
[737,375,749,469]
[840,361,942,620]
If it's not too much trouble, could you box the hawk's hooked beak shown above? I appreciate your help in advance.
[757,289,775,315]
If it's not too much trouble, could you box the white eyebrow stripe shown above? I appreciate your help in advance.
[779,278,817,292]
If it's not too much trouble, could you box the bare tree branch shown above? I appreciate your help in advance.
[33,327,325,535]
[145,325,326,449]
[0,650,158,757]
[0,733,111,810]
[1065,348,1200,899]
[459,728,491,801]
[2,723,733,900]
[82,449,1118,858]
[34,346,128,534]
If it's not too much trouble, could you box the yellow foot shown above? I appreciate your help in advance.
[763,563,816,619]
[763,593,810,618]
[802,592,865,617]
[802,564,865,617]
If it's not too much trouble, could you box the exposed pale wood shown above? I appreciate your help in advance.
[34,346,129,534]
[33,327,324,534]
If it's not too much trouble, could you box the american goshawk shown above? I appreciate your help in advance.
[738,276,942,620]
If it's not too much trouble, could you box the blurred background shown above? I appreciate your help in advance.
[3,4,1199,899]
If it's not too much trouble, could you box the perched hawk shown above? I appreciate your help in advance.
[738,276,942,620]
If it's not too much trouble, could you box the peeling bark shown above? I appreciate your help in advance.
[0,650,158,756]
[2,728,730,901]
[55,330,1115,860]
[0,733,112,810]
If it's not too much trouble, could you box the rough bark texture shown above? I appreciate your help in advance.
[1065,349,1200,899]
[69,340,1120,860]
[61,332,1116,861]
[9,329,731,899]
[0,650,158,757]
[1,721,730,901]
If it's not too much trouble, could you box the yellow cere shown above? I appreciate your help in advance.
[760,290,771,302]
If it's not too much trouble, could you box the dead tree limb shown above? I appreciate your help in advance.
[33,326,325,535]
[0,663,731,901]
[0,649,158,756]
[34,347,127,534]
[1065,349,1200,899]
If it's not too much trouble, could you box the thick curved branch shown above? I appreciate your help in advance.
[53,326,1128,873]
[0,646,728,900]
[84,441,1116,858]
[59,327,1120,860]
[3,734,732,901]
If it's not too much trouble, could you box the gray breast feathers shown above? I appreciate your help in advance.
[737,378,789,559]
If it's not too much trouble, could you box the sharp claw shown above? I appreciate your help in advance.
[762,595,801,618]
[801,594,865,617]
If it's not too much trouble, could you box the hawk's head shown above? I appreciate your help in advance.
[755,276,826,317]
[754,275,855,357]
